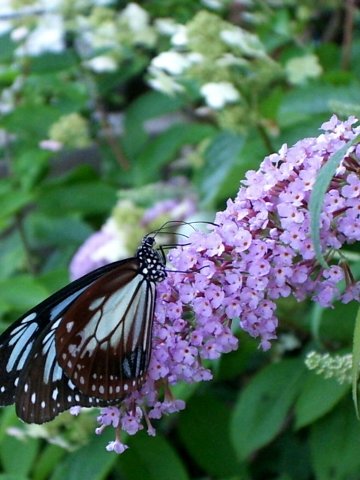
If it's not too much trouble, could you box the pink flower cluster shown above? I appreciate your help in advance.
[96,115,360,452]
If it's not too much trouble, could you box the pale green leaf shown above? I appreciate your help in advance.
[309,134,360,267]
[352,306,360,418]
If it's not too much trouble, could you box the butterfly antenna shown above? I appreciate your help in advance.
[148,220,218,238]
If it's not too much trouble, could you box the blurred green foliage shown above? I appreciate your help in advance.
[0,0,359,479]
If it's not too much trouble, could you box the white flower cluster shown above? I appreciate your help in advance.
[1,1,156,73]
[305,351,353,385]
[148,14,264,110]
[78,3,156,72]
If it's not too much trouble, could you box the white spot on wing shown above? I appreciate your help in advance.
[52,363,63,382]
[88,296,105,311]
[66,321,74,333]
[20,312,37,324]
[68,380,76,390]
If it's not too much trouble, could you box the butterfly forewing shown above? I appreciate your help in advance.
[0,258,133,420]
[0,311,41,406]
[55,260,156,400]
[0,234,166,423]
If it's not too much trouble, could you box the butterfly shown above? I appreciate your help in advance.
[0,235,167,424]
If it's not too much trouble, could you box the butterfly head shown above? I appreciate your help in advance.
[136,236,167,283]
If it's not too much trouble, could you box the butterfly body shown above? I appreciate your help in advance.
[0,236,166,423]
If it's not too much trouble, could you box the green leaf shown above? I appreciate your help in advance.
[231,358,306,460]
[309,134,360,267]
[37,183,117,216]
[197,131,245,207]
[176,393,244,477]
[29,51,77,74]
[310,398,360,480]
[2,104,62,140]
[32,444,65,480]
[27,213,93,248]
[352,306,360,418]
[50,429,117,480]
[314,300,357,344]
[216,134,267,201]
[295,371,350,429]
[133,123,215,185]
[216,332,260,381]
[0,276,48,314]
[13,149,49,190]
[0,232,25,280]
[0,475,29,480]
[118,432,189,480]
[0,186,33,221]
[0,407,19,441]
[278,82,360,127]
[0,34,16,62]
[0,435,39,477]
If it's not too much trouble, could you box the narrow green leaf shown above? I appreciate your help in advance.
[198,131,245,207]
[352,306,360,418]
[309,134,360,268]
[231,359,306,460]
[295,371,350,429]
[32,444,65,480]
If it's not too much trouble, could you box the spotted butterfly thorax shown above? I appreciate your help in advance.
[0,235,166,423]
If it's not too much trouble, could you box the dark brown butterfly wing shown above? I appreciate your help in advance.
[0,235,165,424]
[15,316,112,423]
[55,260,156,401]
[0,258,136,423]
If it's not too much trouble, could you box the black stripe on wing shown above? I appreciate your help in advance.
[0,258,134,408]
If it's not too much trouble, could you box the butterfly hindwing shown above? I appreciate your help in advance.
[15,318,114,423]
[55,260,156,400]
